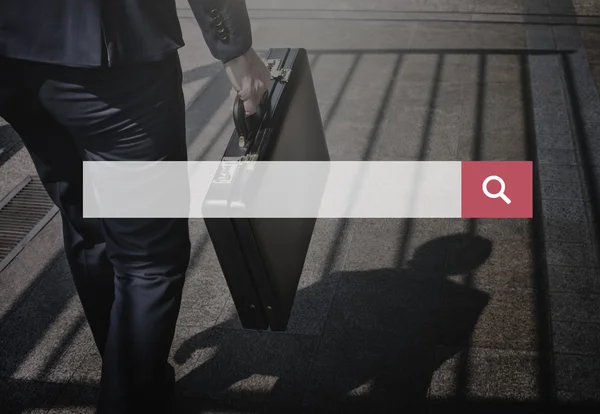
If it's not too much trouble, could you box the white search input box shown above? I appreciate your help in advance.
[83,161,462,218]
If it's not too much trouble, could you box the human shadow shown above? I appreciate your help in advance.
[173,233,493,413]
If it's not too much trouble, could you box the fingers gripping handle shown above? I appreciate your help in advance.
[233,94,248,147]
[233,91,269,149]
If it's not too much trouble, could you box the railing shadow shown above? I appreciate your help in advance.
[0,45,566,413]
[2,7,600,410]
[169,48,563,413]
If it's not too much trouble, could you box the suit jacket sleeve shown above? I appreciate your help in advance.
[187,0,253,63]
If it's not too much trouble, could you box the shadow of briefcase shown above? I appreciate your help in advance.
[202,48,331,331]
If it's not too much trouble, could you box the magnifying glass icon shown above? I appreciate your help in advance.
[482,175,511,204]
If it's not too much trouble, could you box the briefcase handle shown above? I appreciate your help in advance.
[233,91,269,149]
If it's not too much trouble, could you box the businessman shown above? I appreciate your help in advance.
[0,0,270,412]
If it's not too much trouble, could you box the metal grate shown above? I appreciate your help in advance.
[0,176,59,273]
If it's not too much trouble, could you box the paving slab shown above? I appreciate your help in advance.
[543,218,591,243]
[553,320,600,355]
[555,354,600,402]
[429,347,541,401]
[547,265,600,293]
[457,130,529,161]
[550,292,600,323]
[2,0,600,412]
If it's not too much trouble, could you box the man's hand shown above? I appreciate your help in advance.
[224,48,270,116]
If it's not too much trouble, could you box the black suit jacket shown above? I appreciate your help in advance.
[0,0,252,67]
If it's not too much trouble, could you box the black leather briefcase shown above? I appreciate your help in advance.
[203,48,330,331]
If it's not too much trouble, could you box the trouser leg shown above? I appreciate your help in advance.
[29,53,191,413]
[0,57,115,356]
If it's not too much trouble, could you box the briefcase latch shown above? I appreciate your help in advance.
[263,59,291,83]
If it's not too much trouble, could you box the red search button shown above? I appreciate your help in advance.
[461,161,533,218]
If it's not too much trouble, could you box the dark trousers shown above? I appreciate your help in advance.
[0,53,191,413]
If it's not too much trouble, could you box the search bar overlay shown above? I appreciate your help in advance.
[82,161,532,218]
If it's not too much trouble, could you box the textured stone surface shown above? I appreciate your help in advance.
[538,164,580,182]
[547,265,600,293]
[4,1,600,412]
[538,148,578,165]
[551,292,600,323]
[548,229,592,261]
[545,241,597,267]
[0,215,64,322]
[0,256,91,382]
[540,180,583,200]
[429,347,540,400]
[457,131,528,161]
[542,199,588,222]
[553,321,600,355]
[555,354,600,402]
[474,219,531,240]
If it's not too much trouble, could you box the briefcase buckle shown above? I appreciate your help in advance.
[263,59,291,83]
[241,154,259,162]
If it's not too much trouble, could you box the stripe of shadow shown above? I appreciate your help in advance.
[362,54,404,161]
[308,52,322,71]
[299,52,405,404]
[317,52,405,277]
[395,53,446,268]
[187,231,210,272]
[522,52,556,403]
[0,251,72,378]
[452,52,487,405]
[317,53,403,268]
[38,315,88,380]
[322,54,361,130]
[562,53,600,245]
[470,54,486,163]
[185,69,231,148]
[308,52,365,288]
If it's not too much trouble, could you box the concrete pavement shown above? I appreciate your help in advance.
[1,0,599,412]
